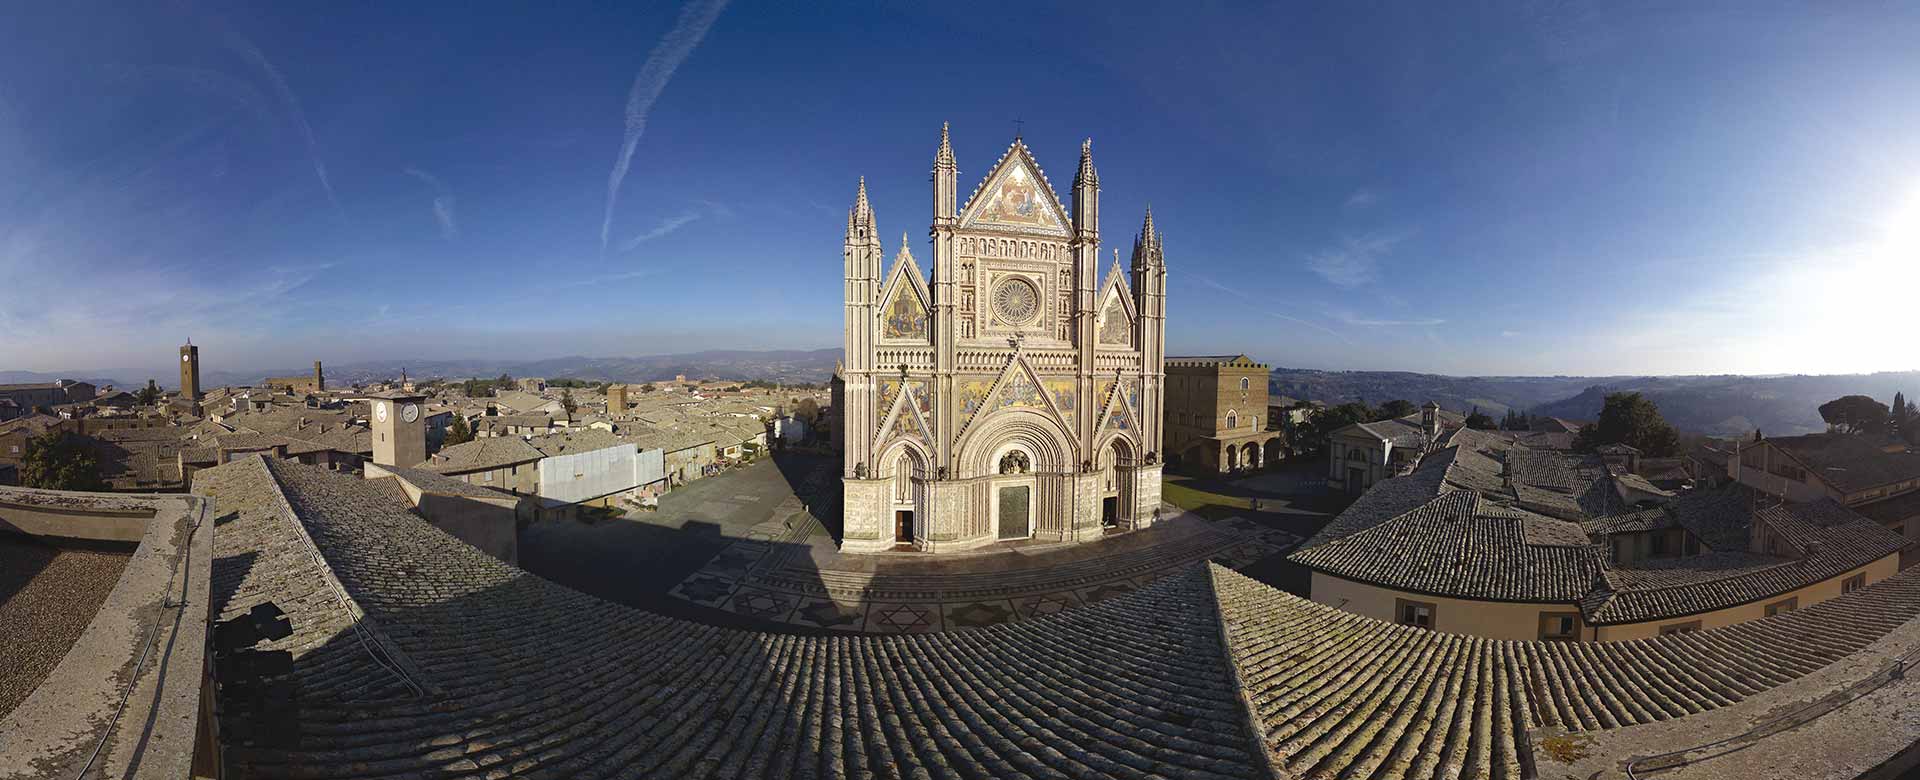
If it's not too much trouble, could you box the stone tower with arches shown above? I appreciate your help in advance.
[836,125,1166,553]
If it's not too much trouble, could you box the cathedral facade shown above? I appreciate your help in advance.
[836,126,1167,553]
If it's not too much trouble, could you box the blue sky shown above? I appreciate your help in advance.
[2,1,1917,378]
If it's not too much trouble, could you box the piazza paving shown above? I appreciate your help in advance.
[668,505,1299,633]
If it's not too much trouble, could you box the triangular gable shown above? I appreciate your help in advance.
[876,381,934,450]
[877,236,932,341]
[1095,261,1136,347]
[1096,378,1139,433]
[957,140,1072,236]
[956,353,1071,443]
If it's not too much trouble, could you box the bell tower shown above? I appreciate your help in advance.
[178,341,201,401]
[369,391,428,468]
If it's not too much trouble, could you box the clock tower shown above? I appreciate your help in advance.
[368,390,428,468]
[178,341,201,401]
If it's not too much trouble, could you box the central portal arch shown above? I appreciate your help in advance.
[955,408,1080,544]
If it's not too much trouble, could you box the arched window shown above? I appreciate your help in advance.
[1225,410,1238,429]
[1240,377,1250,391]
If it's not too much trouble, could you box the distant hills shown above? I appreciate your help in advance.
[1270,368,1920,438]
[0,349,843,392]
[11,351,1916,438]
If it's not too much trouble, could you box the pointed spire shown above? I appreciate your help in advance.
[895,231,915,263]
[1074,138,1097,189]
[935,122,955,169]
[854,176,871,218]
[1140,205,1157,247]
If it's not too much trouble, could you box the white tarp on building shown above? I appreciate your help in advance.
[538,443,667,504]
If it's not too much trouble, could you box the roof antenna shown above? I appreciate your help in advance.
[1013,118,1024,140]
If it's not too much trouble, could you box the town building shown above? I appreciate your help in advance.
[0,379,97,414]
[1293,428,1910,640]
[1162,355,1284,473]
[263,361,326,393]
[837,127,1166,553]
[1325,402,1461,494]
[423,436,543,493]
[1729,432,1920,567]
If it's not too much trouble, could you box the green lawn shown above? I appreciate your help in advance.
[1161,479,1252,513]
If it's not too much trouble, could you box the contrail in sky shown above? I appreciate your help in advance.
[405,167,458,240]
[222,27,341,215]
[600,0,729,255]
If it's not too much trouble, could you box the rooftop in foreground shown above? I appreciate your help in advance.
[181,455,1920,780]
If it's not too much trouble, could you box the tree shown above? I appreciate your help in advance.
[1465,407,1496,430]
[1376,399,1417,419]
[1902,399,1920,445]
[793,397,821,428]
[560,388,577,416]
[462,379,497,398]
[1571,392,1680,456]
[640,383,657,393]
[443,415,474,447]
[1893,392,1908,439]
[21,431,106,491]
[1817,395,1890,435]
[136,379,161,406]
[496,373,514,390]
[1296,401,1377,455]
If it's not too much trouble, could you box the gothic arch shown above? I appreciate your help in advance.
[1094,431,1138,468]
[955,408,1078,479]
[877,438,931,507]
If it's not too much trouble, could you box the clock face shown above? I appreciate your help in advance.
[375,401,388,423]
[402,403,419,423]
[182,354,191,362]
[991,277,1041,325]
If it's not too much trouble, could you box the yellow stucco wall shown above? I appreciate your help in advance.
[1308,572,1579,641]
[1593,554,1899,640]
[1310,553,1899,642]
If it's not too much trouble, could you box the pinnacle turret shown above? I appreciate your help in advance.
[854,176,872,220]
[1132,207,1164,270]
[1074,138,1098,189]
[896,231,915,263]
[935,122,956,170]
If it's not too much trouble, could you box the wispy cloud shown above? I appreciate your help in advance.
[1330,311,1446,327]
[220,26,340,216]
[1344,188,1379,209]
[619,211,702,252]
[404,167,458,240]
[552,268,661,292]
[1195,275,1350,342]
[1306,231,1408,288]
[600,0,730,254]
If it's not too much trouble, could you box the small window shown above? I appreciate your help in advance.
[1538,612,1580,641]
[1843,573,1867,594]
[484,472,494,482]
[1765,597,1797,616]
[1395,598,1435,630]
[1226,411,1238,429]
[1659,620,1701,635]
[1240,377,1250,391]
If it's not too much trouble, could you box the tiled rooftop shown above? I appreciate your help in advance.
[187,458,1920,780]
[1296,431,1912,626]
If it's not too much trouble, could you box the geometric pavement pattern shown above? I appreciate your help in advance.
[668,507,1300,633]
